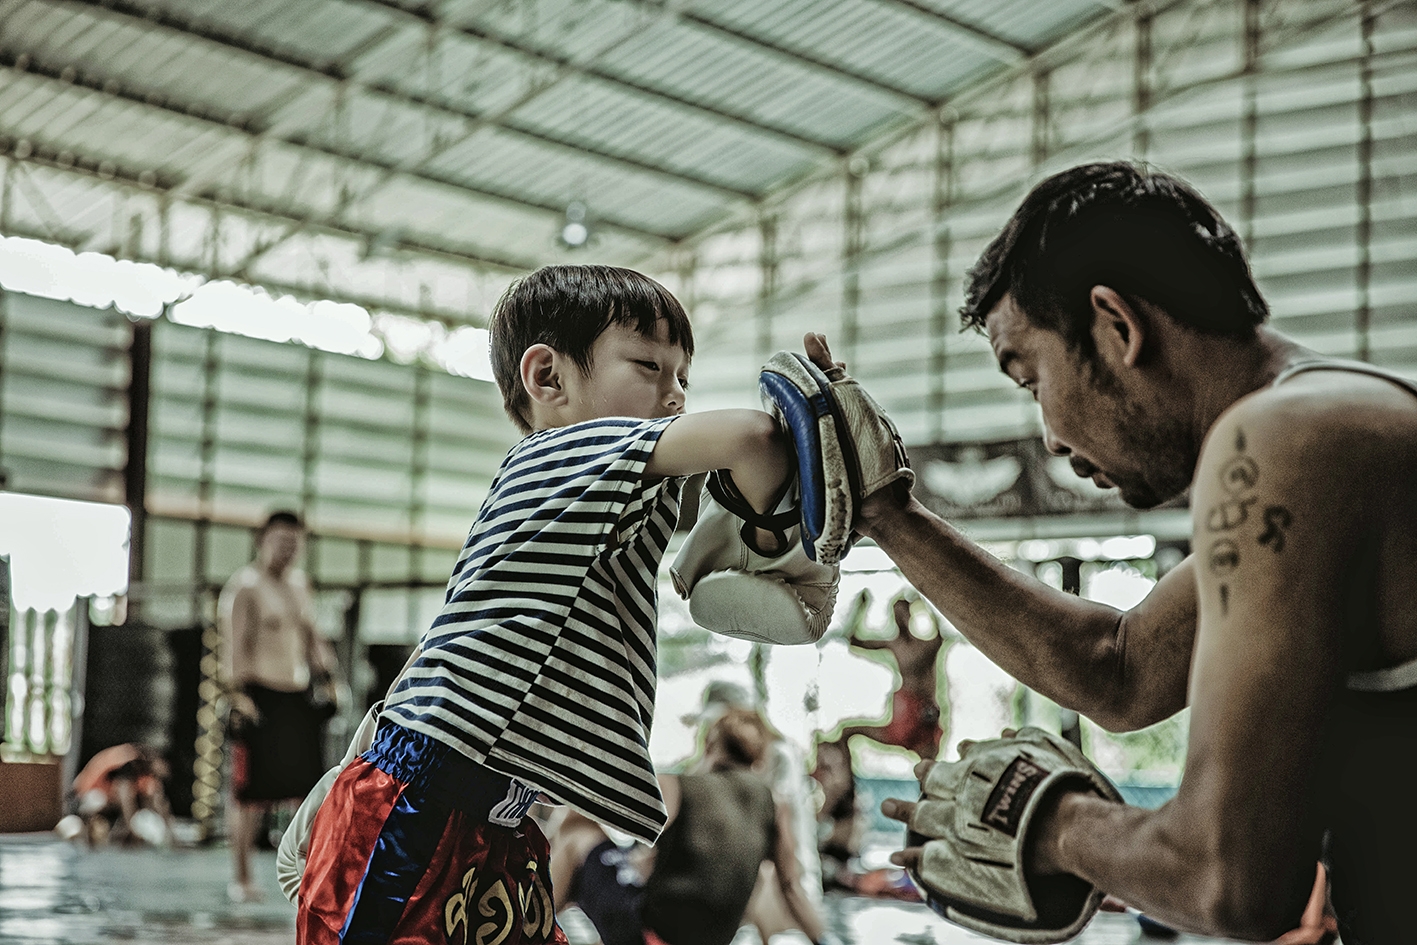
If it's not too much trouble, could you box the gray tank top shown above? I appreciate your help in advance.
[1272,358,1417,692]
[1273,358,1417,945]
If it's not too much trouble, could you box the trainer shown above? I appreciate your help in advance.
[219,509,337,902]
[813,161,1413,944]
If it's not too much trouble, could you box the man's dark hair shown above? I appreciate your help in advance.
[961,162,1268,357]
[489,265,694,433]
[258,510,303,535]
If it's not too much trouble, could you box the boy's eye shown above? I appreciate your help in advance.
[678,377,690,391]
[635,360,659,372]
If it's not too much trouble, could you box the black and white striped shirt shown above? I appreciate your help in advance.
[383,416,682,843]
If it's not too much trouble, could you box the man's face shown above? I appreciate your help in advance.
[561,318,689,425]
[258,523,304,573]
[985,295,1195,509]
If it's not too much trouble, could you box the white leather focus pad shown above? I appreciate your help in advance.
[670,479,838,645]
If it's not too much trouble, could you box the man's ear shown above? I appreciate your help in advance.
[520,344,566,409]
[1089,286,1145,368]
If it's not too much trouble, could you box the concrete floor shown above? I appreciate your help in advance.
[0,833,1246,945]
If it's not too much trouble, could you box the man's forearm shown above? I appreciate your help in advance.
[1046,793,1310,940]
[860,497,1134,725]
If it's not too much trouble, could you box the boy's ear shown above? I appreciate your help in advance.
[520,344,567,408]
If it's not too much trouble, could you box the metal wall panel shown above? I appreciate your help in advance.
[0,291,130,504]
[677,0,1417,462]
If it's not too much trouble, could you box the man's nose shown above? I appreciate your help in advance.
[1042,424,1070,457]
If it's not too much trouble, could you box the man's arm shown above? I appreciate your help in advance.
[1032,395,1357,938]
[643,409,790,517]
[769,800,827,944]
[218,579,260,718]
[859,496,1196,731]
[882,395,1359,940]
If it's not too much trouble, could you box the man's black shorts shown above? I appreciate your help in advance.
[229,683,326,803]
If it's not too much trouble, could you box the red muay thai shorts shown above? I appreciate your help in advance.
[297,722,568,945]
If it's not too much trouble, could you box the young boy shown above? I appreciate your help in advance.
[295,265,797,945]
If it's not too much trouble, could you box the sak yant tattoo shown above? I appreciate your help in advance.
[1221,455,1259,493]
[1210,428,1252,614]
[1208,539,1240,576]
[1206,496,1256,533]
[1258,505,1294,553]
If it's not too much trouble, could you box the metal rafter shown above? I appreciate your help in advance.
[0,132,538,285]
[627,0,936,109]
[867,0,1030,63]
[0,51,676,246]
[50,0,761,204]
[346,0,847,155]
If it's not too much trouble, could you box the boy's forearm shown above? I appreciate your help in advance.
[646,410,790,514]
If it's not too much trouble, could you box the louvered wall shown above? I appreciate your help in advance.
[675,0,1417,453]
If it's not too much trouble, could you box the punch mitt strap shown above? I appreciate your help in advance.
[905,727,1122,944]
[759,352,913,565]
[703,469,798,558]
[671,473,838,646]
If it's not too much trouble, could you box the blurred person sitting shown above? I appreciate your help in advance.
[219,509,339,903]
[551,707,826,945]
[62,743,176,848]
[682,682,823,944]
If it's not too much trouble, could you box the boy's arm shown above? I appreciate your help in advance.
[644,410,789,515]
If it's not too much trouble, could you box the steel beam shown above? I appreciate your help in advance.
[868,0,1029,64]
[348,0,846,156]
[625,0,935,109]
[0,78,545,270]
[1356,1,1375,362]
[51,0,761,204]
[124,317,152,590]
[0,50,673,246]
[0,148,509,324]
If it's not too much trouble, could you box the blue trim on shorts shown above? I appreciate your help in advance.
[338,723,537,943]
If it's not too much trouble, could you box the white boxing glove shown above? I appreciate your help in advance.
[670,472,839,645]
[276,701,382,903]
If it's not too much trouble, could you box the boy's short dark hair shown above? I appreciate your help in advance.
[961,162,1268,359]
[258,510,303,535]
[489,265,695,433]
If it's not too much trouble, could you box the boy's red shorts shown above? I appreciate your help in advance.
[297,723,568,945]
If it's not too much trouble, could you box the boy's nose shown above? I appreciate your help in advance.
[665,378,685,409]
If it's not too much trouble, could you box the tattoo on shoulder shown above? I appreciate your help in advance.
[1208,539,1240,576]
[1258,505,1294,553]
[1206,496,1256,532]
[1219,583,1230,615]
[1221,455,1259,493]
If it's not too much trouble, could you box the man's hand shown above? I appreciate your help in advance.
[229,690,260,724]
[804,332,847,380]
[877,729,1119,943]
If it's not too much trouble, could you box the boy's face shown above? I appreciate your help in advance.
[562,318,689,424]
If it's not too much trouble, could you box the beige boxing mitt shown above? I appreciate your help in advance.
[905,727,1123,944]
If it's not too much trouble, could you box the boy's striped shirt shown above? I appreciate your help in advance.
[382,416,682,843]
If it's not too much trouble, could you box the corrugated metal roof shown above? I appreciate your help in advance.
[0,0,1117,322]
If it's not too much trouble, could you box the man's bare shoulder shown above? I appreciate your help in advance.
[219,564,262,598]
[1207,369,1417,476]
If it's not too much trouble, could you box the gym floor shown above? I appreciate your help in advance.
[0,834,1244,945]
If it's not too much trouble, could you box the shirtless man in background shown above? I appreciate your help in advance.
[831,594,944,760]
[219,510,336,903]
